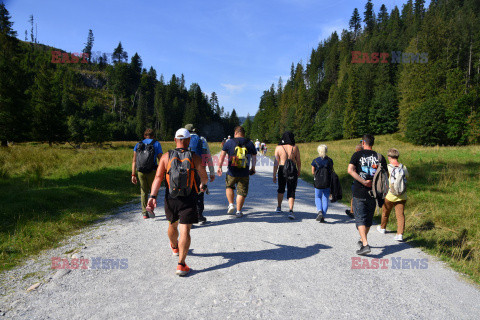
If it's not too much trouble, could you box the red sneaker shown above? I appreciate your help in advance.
[170,244,179,256]
[143,215,149,219]
[176,264,190,276]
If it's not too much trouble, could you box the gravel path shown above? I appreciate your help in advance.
[1,155,479,319]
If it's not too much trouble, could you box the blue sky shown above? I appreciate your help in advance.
[5,0,418,117]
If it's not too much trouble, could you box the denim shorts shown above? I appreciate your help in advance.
[352,196,377,228]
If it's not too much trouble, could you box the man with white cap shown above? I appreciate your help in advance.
[147,128,208,276]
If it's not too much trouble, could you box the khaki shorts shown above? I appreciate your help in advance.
[226,174,250,197]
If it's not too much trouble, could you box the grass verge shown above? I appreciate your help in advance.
[0,141,178,271]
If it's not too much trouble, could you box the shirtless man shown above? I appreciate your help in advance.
[146,128,208,276]
[273,132,301,219]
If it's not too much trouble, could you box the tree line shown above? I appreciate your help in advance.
[0,3,239,146]
[250,0,480,146]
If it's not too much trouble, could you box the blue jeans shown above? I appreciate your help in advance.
[315,188,330,215]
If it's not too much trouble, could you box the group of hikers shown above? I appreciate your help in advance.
[131,126,409,276]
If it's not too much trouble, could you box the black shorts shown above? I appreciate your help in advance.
[352,196,376,228]
[164,195,198,225]
[277,166,298,199]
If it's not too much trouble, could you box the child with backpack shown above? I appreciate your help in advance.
[377,148,409,242]
[311,145,334,223]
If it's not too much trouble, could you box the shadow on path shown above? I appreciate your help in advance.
[191,242,332,273]
[368,242,411,258]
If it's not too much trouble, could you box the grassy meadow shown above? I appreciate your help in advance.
[295,135,480,283]
[0,141,202,271]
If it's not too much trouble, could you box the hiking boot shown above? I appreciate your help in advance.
[394,234,404,242]
[320,217,325,223]
[288,211,295,220]
[147,210,155,219]
[143,214,149,219]
[275,207,282,213]
[357,240,363,248]
[170,244,179,256]
[356,245,371,256]
[376,225,386,234]
[176,264,190,276]
[345,209,354,218]
[227,204,236,215]
[235,211,243,218]
[198,215,207,225]
[316,211,324,221]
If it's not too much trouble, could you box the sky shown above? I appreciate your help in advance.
[5,0,419,117]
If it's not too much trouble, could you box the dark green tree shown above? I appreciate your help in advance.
[31,64,67,145]
[82,29,94,63]
[349,8,362,39]
[113,41,128,63]
[363,0,375,35]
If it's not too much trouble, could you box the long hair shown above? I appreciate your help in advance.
[317,144,327,159]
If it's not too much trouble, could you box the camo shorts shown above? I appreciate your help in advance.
[225,174,250,197]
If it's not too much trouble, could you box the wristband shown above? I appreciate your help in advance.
[149,195,157,199]
[131,174,136,177]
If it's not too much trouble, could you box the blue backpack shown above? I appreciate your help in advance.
[188,134,203,156]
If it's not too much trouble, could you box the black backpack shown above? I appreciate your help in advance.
[282,146,298,181]
[313,157,331,189]
[136,140,157,173]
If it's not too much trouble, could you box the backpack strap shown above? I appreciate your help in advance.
[282,145,294,161]
[148,140,156,145]
[377,152,384,168]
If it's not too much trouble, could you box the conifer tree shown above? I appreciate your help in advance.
[349,8,361,39]
[82,29,94,63]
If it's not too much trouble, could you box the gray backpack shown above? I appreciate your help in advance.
[370,152,389,207]
[166,149,199,198]
[389,164,407,196]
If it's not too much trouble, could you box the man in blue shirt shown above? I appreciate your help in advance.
[217,126,257,218]
[131,129,163,219]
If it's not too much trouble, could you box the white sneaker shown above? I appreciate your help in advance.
[235,211,243,218]
[394,234,403,241]
[376,225,386,234]
[227,204,235,215]
[275,207,282,213]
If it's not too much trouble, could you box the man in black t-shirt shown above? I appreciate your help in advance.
[348,134,387,256]
[217,126,257,218]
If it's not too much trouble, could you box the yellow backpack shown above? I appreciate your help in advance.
[233,139,249,168]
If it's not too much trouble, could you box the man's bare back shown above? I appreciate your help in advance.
[275,144,300,166]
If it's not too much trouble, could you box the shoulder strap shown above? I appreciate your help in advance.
[282,145,294,160]
[377,152,384,168]
[148,140,156,145]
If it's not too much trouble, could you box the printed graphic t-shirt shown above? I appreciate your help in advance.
[349,150,387,199]
[222,138,257,177]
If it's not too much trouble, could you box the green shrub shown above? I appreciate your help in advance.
[406,98,447,146]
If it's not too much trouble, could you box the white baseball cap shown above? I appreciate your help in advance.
[175,128,191,140]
